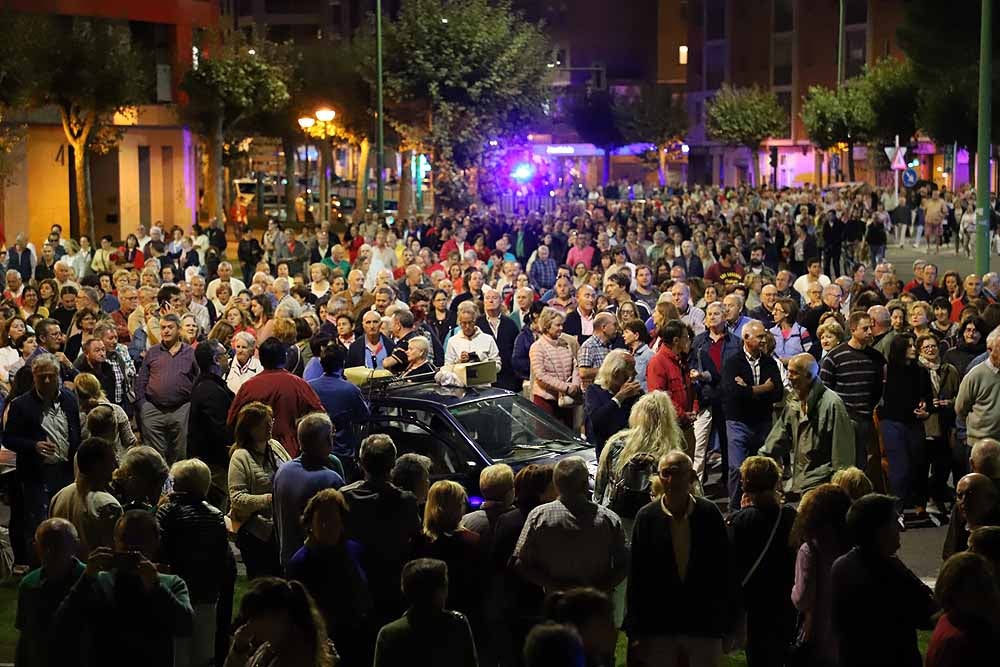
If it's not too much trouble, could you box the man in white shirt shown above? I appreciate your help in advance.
[206,262,247,300]
[444,301,501,373]
[792,258,831,301]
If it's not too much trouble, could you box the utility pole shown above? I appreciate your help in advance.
[375,0,385,216]
[976,0,992,275]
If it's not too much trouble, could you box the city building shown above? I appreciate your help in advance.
[684,0,929,188]
[1,0,219,246]
[222,0,401,42]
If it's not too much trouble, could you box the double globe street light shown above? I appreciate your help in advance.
[298,108,337,223]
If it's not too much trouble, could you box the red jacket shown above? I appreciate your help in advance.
[227,369,323,458]
[646,345,695,421]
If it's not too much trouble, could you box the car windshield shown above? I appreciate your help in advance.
[448,394,589,462]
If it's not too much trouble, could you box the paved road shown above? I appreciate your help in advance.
[879,234,994,279]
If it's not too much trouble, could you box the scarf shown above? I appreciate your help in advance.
[918,355,941,395]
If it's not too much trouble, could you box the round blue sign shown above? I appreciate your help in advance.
[902,168,918,187]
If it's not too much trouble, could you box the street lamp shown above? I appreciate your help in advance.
[298,109,342,223]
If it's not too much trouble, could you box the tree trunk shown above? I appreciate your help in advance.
[72,138,95,242]
[355,137,370,214]
[399,149,414,219]
[205,114,225,224]
[747,146,758,187]
[602,148,611,185]
[847,138,856,181]
[281,135,296,223]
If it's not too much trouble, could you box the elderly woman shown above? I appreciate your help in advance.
[528,307,580,428]
[584,349,642,459]
[401,335,436,378]
[815,319,846,362]
[227,331,263,394]
[113,445,169,511]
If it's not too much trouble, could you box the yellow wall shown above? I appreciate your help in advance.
[2,120,197,247]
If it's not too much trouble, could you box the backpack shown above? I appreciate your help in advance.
[604,449,658,519]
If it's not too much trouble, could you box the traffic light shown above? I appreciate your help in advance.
[769,147,778,168]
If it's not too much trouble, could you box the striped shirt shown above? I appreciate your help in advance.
[820,342,885,417]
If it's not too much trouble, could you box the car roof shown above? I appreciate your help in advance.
[374,382,515,408]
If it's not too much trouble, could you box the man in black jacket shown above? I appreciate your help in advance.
[74,339,117,406]
[187,340,234,512]
[625,451,732,666]
[5,353,82,563]
[721,320,784,511]
[477,287,521,392]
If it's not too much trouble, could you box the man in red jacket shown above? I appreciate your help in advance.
[647,319,696,438]
[227,337,323,458]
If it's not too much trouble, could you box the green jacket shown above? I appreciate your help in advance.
[762,381,855,493]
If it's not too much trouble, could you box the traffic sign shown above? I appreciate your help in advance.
[891,147,908,170]
[884,146,897,162]
[902,168,918,187]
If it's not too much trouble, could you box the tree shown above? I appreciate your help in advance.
[570,90,623,185]
[897,0,1000,181]
[705,85,787,186]
[614,85,688,186]
[800,82,873,181]
[181,33,289,223]
[360,0,550,209]
[858,57,918,146]
[5,15,147,240]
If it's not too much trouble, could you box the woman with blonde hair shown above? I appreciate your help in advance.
[228,401,290,578]
[594,391,686,524]
[75,372,136,459]
[412,480,485,643]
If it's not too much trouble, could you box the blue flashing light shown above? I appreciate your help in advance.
[511,162,535,183]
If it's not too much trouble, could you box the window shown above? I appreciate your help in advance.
[772,33,792,87]
[705,0,726,41]
[845,0,867,25]
[705,43,726,91]
[845,27,866,78]
[773,0,793,33]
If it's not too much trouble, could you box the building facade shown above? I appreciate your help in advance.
[1,0,219,247]
[685,0,911,188]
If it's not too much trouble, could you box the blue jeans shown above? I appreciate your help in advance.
[879,419,924,512]
[726,420,772,510]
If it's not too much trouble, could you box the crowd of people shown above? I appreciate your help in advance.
[4,179,1000,667]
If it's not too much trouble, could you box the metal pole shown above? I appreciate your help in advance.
[304,143,310,220]
[837,0,845,87]
[976,0,992,275]
[894,134,900,204]
[375,0,385,216]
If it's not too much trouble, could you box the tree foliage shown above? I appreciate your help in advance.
[705,85,786,184]
[3,14,148,239]
[897,0,1000,150]
[858,57,918,145]
[614,85,688,147]
[800,82,873,150]
[181,32,290,221]
[357,0,550,207]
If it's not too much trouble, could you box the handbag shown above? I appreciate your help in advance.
[728,506,784,652]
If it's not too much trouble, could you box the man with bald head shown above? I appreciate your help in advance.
[944,440,1000,559]
[749,283,779,329]
[721,320,784,509]
[16,518,85,667]
[335,268,375,321]
[762,353,855,495]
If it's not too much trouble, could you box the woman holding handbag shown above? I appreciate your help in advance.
[528,307,581,429]
[228,401,291,579]
[728,456,798,667]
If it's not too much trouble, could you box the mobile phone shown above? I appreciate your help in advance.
[113,551,142,571]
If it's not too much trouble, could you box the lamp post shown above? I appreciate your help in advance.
[298,109,338,224]
[297,117,314,220]
[376,0,385,216]
[976,0,992,275]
